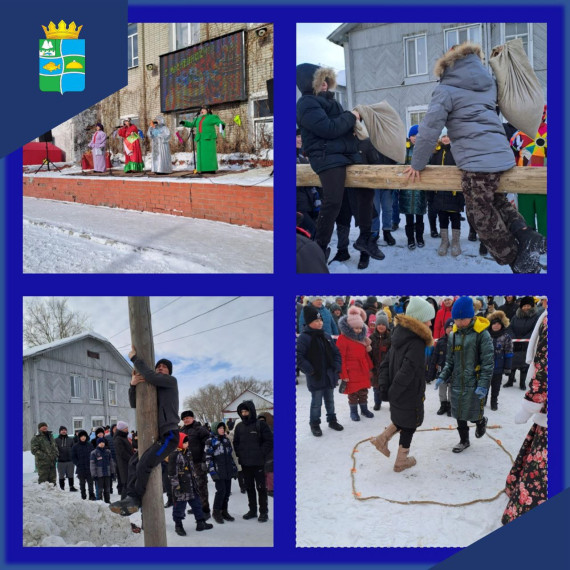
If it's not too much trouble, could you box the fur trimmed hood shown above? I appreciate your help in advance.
[488,310,510,328]
[434,42,485,77]
[394,314,434,347]
[312,66,337,94]
[296,63,337,96]
[338,314,370,347]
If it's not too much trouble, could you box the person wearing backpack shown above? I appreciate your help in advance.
[435,296,494,452]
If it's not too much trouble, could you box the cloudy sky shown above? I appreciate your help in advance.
[296,23,345,71]
[24,297,273,404]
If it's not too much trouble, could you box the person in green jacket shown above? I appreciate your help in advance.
[435,296,494,453]
[180,106,225,173]
[30,422,59,484]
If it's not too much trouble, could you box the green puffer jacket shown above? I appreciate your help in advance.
[439,317,494,422]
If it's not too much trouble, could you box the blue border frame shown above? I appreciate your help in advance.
[2,2,567,569]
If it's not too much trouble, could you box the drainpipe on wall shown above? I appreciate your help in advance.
[140,24,149,135]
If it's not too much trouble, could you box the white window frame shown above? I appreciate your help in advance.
[70,374,82,399]
[404,34,428,77]
[72,417,84,433]
[406,105,429,134]
[171,23,200,51]
[128,23,138,69]
[110,417,118,427]
[89,378,103,401]
[444,24,483,52]
[108,381,117,407]
[501,23,533,67]
[91,416,105,429]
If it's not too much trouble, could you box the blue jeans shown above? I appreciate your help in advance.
[310,387,336,424]
[391,190,400,226]
[372,189,394,233]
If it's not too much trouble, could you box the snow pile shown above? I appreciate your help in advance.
[23,481,137,547]
[296,370,534,547]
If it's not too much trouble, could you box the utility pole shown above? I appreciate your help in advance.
[128,297,167,547]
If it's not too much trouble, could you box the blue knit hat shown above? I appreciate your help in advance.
[451,296,475,319]
[408,124,419,137]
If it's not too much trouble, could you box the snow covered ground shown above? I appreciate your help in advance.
[296,371,535,548]
[327,219,547,274]
[23,452,273,547]
[23,198,273,273]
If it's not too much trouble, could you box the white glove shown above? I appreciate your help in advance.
[514,398,543,424]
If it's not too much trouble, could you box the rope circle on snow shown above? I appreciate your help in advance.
[350,425,513,507]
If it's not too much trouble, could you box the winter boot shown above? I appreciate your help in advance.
[511,228,544,273]
[370,423,398,457]
[491,400,498,411]
[359,404,374,418]
[328,417,344,431]
[81,489,87,500]
[89,493,96,501]
[405,224,416,250]
[475,416,488,439]
[243,511,258,520]
[437,401,449,415]
[175,521,187,536]
[221,510,235,522]
[437,229,450,256]
[213,509,225,524]
[59,478,66,491]
[68,477,78,492]
[447,402,452,417]
[429,215,439,238]
[479,241,488,256]
[310,423,323,437]
[415,220,425,248]
[349,404,360,422]
[109,495,141,516]
[450,229,462,257]
[329,248,350,263]
[452,440,471,453]
[468,225,477,242]
[354,232,385,260]
[393,445,417,472]
[357,252,370,270]
[258,513,269,523]
[383,230,396,246]
[196,519,214,531]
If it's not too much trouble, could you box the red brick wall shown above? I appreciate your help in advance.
[23,176,273,230]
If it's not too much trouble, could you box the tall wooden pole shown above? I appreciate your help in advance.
[128,297,167,547]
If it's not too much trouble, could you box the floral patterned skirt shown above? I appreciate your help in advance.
[501,424,547,525]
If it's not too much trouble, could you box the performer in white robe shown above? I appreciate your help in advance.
[147,117,172,174]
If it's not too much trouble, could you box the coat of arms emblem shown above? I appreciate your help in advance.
[39,20,85,94]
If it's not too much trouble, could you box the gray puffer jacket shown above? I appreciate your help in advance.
[411,43,515,174]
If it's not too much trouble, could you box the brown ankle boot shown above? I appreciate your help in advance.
[370,423,398,457]
[393,445,417,472]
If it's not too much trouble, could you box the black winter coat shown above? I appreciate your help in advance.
[507,308,540,368]
[427,334,449,382]
[180,421,210,464]
[378,315,433,430]
[55,434,74,463]
[428,144,465,213]
[296,231,329,273]
[105,433,117,462]
[296,63,360,174]
[233,401,273,467]
[113,430,134,485]
[71,440,93,477]
[370,330,391,388]
[296,326,341,392]
[498,299,518,321]
[130,355,180,435]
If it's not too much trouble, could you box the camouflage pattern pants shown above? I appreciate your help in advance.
[195,462,210,513]
[38,463,56,484]
[461,171,526,265]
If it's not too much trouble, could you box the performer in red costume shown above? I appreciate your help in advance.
[117,118,144,173]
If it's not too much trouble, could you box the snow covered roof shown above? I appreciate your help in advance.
[223,389,274,413]
[23,331,133,373]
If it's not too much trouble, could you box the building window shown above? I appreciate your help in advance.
[72,417,84,433]
[87,350,100,359]
[502,23,533,65]
[407,105,429,133]
[405,34,427,77]
[253,99,272,119]
[128,23,138,69]
[110,417,118,428]
[89,378,103,401]
[70,374,82,399]
[91,417,105,429]
[445,25,482,51]
[174,23,200,50]
[108,381,117,406]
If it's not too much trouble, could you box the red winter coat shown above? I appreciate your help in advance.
[433,304,453,340]
[336,334,373,394]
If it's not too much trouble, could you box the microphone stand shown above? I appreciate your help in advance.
[34,139,61,174]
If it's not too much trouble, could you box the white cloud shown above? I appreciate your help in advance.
[296,23,345,70]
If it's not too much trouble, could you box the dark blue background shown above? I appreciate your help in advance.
[0,0,127,158]
[1,1,568,569]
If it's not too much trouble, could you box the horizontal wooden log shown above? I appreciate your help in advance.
[296,165,546,194]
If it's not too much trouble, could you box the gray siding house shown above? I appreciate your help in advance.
[328,23,547,133]
[23,332,135,450]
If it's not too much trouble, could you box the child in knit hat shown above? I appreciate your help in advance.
[427,317,454,416]
[486,311,513,410]
[337,306,374,421]
[370,310,392,411]
[370,297,434,472]
[435,296,494,452]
